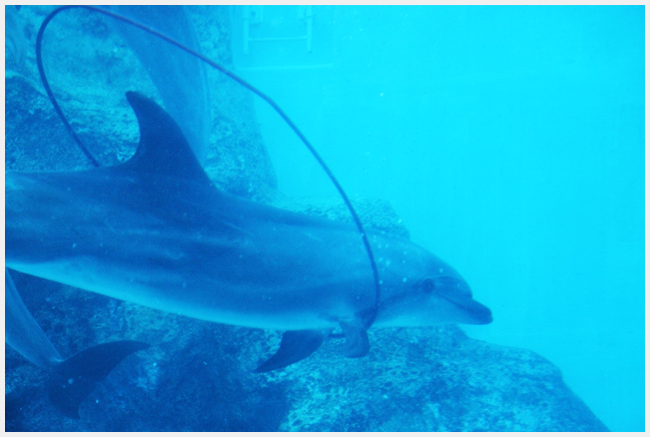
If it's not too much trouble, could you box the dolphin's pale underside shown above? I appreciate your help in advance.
[6,92,492,375]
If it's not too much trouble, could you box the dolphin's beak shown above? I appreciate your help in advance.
[437,278,493,325]
[458,298,493,325]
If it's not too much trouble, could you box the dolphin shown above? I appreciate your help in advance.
[5,268,149,418]
[6,92,492,374]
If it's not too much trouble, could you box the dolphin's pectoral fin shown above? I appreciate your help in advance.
[254,329,329,373]
[340,320,370,358]
[47,340,149,419]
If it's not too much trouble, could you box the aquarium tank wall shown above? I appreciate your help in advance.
[231,6,644,432]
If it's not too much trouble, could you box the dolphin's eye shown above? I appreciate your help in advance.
[421,278,435,293]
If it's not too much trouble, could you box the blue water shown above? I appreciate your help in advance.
[232,6,644,432]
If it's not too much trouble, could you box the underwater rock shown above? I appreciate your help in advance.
[5,287,608,431]
[276,326,609,432]
[5,6,28,70]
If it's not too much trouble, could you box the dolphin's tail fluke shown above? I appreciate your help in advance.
[47,340,149,418]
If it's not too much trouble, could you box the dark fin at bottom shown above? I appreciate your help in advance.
[47,340,149,418]
[255,330,328,373]
[340,321,370,358]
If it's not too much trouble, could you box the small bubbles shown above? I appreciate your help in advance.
[72,243,77,249]
[402,277,408,283]
[68,378,75,385]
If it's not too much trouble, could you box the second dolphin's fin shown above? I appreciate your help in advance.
[47,340,150,418]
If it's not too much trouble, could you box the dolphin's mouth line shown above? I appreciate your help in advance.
[441,295,493,324]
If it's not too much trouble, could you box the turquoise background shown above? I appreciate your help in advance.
[232,6,644,432]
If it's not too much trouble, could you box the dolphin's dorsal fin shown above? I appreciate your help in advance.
[120,91,211,186]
